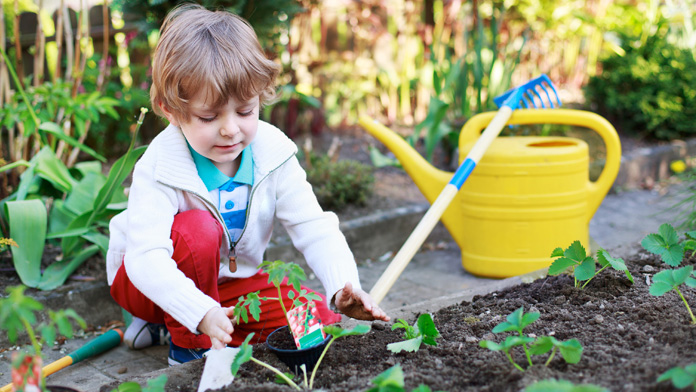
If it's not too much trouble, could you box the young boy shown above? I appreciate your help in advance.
[106,4,389,365]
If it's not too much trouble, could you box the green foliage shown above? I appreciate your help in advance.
[524,379,610,392]
[1,110,148,289]
[387,313,441,353]
[480,307,583,372]
[109,374,168,392]
[0,285,86,360]
[305,154,374,212]
[584,18,696,140]
[642,224,696,324]
[111,0,303,56]
[549,241,633,289]
[365,364,438,392]
[658,363,696,390]
[641,223,696,266]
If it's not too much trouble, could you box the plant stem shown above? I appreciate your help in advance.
[581,266,608,289]
[675,288,696,324]
[0,47,41,129]
[21,318,41,356]
[309,337,335,389]
[275,285,292,328]
[504,350,525,372]
[250,357,301,390]
[544,347,557,367]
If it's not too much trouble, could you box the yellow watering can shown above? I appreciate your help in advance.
[359,109,621,280]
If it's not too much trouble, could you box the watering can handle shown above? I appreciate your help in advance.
[459,109,621,222]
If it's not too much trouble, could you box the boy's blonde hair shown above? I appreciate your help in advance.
[150,4,280,122]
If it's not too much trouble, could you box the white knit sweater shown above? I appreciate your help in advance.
[106,122,361,334]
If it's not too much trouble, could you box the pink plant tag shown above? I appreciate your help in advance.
[11,352,42,392]
[287,301,326,349]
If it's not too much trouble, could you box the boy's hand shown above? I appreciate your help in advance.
[198,306,235,349]
[334,282,390,322]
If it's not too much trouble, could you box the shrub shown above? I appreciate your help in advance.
[305,154,374,212]
[584,30,696,140]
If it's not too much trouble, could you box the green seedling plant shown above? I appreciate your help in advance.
[259,260,323,329]
[642,224,696,324]
[480,307,583,372]
[0,285,86,390]
[109,374,168,392]
[387,313,441,353]
[658,363,696,391]
[365,364,438,392]
[230,325,371,390]
[549,240,633,289]
[524,379,610,392]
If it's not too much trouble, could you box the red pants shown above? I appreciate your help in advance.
[110,210,341,348]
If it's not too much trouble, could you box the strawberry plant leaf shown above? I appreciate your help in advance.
[550,247,564,258]
[564,241,587,261]
[503,335,535,349]
[686,275,696,288]
[658,363,696,389]
[387,336,423,353]
[558,339,583,364]
[524,379,609,392]
[649,281,674,296]
[673,265,694,285]
[230,333,254,376]
[574,257,596,281]
[549,257,577,276]
[658,223,680,245]
[416,313,440,343]
[479,340,504,351]
[492,321,518,333]
[529,336,555,355]
[597,250,626,271]
[367,364,405,391]
[41,324,56,347]
[521,312,541,328]
[324,324,370,338]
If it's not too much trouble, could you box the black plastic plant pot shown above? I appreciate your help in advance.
[266,326,331,374]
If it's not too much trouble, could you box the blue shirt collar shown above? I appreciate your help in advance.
[188,145,254,191]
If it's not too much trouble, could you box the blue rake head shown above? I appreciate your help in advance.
[493,74,562,110]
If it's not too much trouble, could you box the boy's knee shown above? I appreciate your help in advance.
[171,210,223,254]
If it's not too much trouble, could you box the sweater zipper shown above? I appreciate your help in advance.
[232,154,294,250]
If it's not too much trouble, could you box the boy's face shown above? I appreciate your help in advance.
[162,91,259,177]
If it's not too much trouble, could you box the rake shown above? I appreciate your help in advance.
[369,74,562,304]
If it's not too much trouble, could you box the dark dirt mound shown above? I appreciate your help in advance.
[101,249,696,392]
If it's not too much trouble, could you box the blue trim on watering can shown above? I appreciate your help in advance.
[449,158,477,189]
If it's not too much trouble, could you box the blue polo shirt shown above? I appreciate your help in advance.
[188,146,254,242]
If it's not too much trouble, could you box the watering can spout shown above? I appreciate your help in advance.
[358,116,453,204]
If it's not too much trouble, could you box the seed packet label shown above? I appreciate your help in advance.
[11,352,42,392]
[287,301,325,349]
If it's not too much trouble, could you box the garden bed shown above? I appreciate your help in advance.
[100,247,696,392]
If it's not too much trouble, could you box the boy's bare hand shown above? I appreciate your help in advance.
[198,306,235,349]
[334,282,390,322]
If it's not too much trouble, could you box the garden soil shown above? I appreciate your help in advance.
[100,249,696,392]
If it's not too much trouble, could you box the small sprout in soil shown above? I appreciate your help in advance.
[480,307,583,372]
[641,223,696,267]
[110,374,168,392]
[524,378,609,392]
[387,313,441,353]
[649,265,696,324]
[231,333,302,390]
[365,364,436,392]
[549,241,633,288]
[657,363,696,390]
[230,325,371,391]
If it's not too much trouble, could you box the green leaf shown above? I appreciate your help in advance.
[369,364,405,389]
[658,223,680,245]
[39,122,106,162]
[574,257,597,282]
[37,245,100,290]
[520,312,540,328]
[387,337,423,353]
[564,241,587,261]
[548,257,577,275]
[41,324,56,346]
[529,336,555,355]
[416,313,440,342]
[641,225,685,267]
[650,281,674,296]
[110,382,142,392]
[230,333,255,376]
[324,324,370,338]
[5,199,47,288]
[658,365,696,389]
[550,247,564,258]
[143,374,168,392]
[32,147,76,193]
[501,335,535,350]
[480,340,504,351]
[558,339,583,364]
[524,379,609,392]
